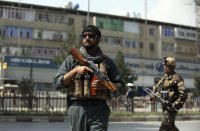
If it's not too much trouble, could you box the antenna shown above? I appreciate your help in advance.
[145,0,147,19]
[87,0,90,26]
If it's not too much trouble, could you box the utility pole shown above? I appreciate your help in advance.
[87,0,90,26]
[144,0,148,57]
[195,0,200,27]
[145,0,147,20]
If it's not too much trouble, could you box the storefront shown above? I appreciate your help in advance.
[1,56,58,91]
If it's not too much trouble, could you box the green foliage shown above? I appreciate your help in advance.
[53,26,81,94]
[114,51,137,84]
[194,71,200,90]
[193,71,200,97]
[53,26,82,66]
[18,67,34,110]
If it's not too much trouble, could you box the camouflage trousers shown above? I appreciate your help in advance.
[159,110,179,131]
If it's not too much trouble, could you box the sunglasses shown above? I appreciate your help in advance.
[82,34,97,38]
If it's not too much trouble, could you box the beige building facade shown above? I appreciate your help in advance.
[0,1,199,90]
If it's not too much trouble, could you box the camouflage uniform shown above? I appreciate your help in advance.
[153,62,188,131]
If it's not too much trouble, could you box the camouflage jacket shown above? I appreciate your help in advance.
[153,72,188,109]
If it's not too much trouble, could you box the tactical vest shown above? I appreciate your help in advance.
[68,57,111,100]
[155,73,182,103]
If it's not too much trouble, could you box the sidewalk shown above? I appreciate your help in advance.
[1,115,200,122]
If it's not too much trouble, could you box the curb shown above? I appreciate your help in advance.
[0,116,200,122]
[109,116,200,122]
[0,116,67,122]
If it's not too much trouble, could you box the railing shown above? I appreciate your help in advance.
[0,91,200,114]
[0,91,67,114]
[108,96,200,113]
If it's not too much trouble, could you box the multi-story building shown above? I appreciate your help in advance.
[0,1,199,91]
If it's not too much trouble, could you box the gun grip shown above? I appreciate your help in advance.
[90,75,98,95]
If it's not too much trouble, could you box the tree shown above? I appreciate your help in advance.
[53,26,81,93]
[114,51,137,84]
[193,71,200,97]
[19,66,34,111]
[53,26,81,65]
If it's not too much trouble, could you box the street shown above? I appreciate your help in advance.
[0,121,199,131]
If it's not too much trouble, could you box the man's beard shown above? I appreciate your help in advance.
[83,41,98,49]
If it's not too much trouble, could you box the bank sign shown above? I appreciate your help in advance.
[125,56,200,78]
[3,56,58,69]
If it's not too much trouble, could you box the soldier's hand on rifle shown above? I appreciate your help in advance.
[150,94,156,101]
[91,79,107,90]
[75,66,93,75]
[172,103,176,110]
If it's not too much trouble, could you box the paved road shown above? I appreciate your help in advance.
[0,121,199,131]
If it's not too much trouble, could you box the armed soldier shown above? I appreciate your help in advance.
[53,25,124,131]
[150,57,188,131]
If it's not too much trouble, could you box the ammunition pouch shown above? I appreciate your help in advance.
[68,59,111,100]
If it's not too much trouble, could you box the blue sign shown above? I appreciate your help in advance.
[4,56,58,69]
[156,62,164,72]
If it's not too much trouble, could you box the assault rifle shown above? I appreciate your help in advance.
[69,47,128,109]
[144,88,178,112]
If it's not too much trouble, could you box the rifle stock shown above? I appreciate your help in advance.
[69,48,86,65]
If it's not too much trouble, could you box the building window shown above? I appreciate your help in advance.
[2,29,6,36]
[149,43,154,51]
[68,18,74,25]
[140,27,144,36]
[10,30,14,37]
[22,48,25,56]
[139,42,143,49]
[125,40,131,48]
[179,31,184,37]
[82,20,87,29]
[6,47,10,55]
[162,26,174,37]
[0,8,3,18]
[162,42,174,52]
[198,47,200,55]
[112,37,122,47]
[26,32,30,38]
[132,41,137,48]
[20,31,23,38]
[101,36,110,45]
[124,38,138,48]
[38,32,42,39]
[48,49,53,56]
[149,28,155,36]
[44,49,48,55]
[99,22,104,29]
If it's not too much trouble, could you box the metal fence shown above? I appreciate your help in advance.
[0,91,200,114]
[0,91,67,114]
[107,96,200,113]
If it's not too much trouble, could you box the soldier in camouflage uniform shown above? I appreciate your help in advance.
[53,25,124,131]
[151,57,188,131]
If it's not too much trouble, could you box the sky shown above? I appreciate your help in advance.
[3,0,196,27]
